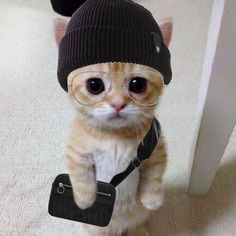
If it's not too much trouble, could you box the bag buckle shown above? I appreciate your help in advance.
[131,157,141,168]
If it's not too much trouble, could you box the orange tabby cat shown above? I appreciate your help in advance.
[54,18,172,236]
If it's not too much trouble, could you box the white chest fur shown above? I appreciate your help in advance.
[93,140,140,202]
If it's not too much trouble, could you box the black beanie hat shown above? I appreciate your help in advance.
[56,0,172,92]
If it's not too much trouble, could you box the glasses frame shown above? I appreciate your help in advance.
[67,69,164,106]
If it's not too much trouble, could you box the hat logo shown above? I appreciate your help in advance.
[151,32,161,53]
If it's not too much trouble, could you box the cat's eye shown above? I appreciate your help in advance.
[86,78,105,95]
[129,77,147,93]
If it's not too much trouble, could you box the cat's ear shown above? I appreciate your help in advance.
[159,18,173,47]
[53,18,68,47]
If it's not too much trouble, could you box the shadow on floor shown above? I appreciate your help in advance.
[148,159,236,236]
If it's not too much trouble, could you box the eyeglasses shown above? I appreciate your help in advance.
[67,70,163,106]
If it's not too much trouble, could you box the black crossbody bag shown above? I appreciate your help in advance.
[48,118,161,227]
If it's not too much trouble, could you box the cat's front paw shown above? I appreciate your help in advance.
[139,187,164,210]
[72,182,97,209]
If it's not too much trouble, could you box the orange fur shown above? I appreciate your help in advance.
[65,62,168,236]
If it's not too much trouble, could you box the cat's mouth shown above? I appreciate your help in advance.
[108,112,126,120]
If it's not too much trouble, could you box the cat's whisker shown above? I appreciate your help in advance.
[138,110,153,119]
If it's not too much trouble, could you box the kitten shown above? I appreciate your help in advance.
[54,18,172,236]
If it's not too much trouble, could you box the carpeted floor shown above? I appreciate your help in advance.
[1,0,236,235]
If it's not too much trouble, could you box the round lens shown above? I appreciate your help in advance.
[124,71,163,106]
[129,77,147,93]
[70,71,110,105]
[86,78,105,95]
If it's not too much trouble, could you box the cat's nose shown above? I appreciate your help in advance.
[111,101,126,111]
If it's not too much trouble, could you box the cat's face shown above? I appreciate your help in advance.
[68,63,164,131]
[54,18,172,132]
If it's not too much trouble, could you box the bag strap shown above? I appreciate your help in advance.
[109,117,161,188]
